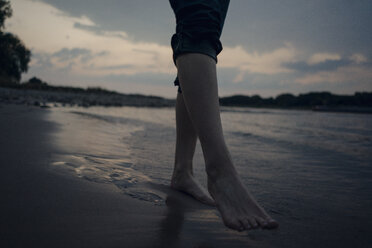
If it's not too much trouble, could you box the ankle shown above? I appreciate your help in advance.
[205,158,237,182]
[172,164,193,179]
[171,169,193,188]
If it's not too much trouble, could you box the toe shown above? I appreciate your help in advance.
[248,218,259,229]
[264,217,279,229]
[256,217,267,228]
[241,218,251,230]
[224,219,243,231]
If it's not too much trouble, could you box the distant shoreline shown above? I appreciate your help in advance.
[1,81,371,113]
[0,85,175,108]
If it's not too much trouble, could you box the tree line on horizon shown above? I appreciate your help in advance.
[219,92,372,108]
[3,76,371,109]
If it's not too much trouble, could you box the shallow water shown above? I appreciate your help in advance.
[47,106,372,247]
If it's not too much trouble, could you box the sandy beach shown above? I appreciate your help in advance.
[0,104,267,248]
[1,103,371,248]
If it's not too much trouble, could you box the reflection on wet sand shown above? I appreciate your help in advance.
[158,195,186,248]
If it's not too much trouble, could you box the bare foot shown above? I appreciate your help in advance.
[171,171,215,206]
[208,167,279,231]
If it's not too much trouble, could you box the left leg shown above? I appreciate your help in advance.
[171,92,214,206]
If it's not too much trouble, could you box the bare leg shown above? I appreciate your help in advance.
[171,91,214,206]
[176,53,279,231]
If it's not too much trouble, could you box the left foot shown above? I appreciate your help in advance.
[171,171,215,206]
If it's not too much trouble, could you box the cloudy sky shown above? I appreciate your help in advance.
[6,0,372,98]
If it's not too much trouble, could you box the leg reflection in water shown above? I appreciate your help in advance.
[157,195,186,248]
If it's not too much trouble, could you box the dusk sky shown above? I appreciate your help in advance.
[6,0,372,98]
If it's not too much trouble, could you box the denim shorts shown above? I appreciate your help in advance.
[169,0,230,92]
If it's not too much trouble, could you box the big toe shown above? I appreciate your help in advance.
[264,218,279,229]
[224,219,243,231]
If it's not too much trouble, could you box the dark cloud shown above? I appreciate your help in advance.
[97,64,134,70]
[31,50,53,68]
[73,22,105,35]
[131,48,158,56]
[29,49,109,75]
[284,56,371,73]
[52,48,108,63]
[284,59,350,73]
[53,48,91,61]
[73,23,127,39]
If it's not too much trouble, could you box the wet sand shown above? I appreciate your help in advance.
[0,104,164,247]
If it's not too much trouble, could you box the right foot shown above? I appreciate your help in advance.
[171,171,215,206]
[207,168,279,231]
